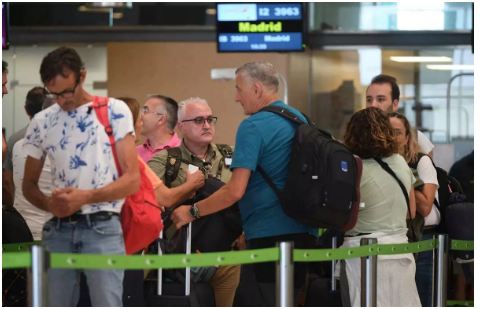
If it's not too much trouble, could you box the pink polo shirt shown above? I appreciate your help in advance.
[136,133,181,163]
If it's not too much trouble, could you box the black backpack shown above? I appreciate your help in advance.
[257,105,361,230]
[160,144,242,254]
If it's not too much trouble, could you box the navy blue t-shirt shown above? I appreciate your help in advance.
[231,101,316,240]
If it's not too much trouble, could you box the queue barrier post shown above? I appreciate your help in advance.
[360,238,377,307]
[28,245,48,307]
[276,241,294,307]
[434,234,449,307]
[331,236,338,291]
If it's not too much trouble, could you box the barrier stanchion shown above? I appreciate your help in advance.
[276,241,294,307]
[28,245,48,307]
[331,236,337,291]
[360,238,377,307]
[434,234,449,307]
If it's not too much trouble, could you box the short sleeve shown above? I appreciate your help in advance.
[417,155,439,187]
[23,117,46,160]
[109,98,134,143]
[148,150,169,181]
[417,131,434,154]
[231,119,263,171]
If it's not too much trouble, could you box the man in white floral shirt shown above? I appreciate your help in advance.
[22,47,139,306]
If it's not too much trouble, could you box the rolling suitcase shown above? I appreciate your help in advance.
[144,223,215,306]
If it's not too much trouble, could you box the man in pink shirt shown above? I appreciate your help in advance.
[137,94,181,162]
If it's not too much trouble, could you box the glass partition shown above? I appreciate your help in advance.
[309,2,472,31]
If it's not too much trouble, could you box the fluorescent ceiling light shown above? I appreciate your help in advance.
[426,64,474,71]
[390,56,452,63]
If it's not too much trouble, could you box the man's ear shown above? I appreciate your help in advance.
[392,99,399,111]
[253,81,264,99]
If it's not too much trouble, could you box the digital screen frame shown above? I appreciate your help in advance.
[2,3,9,50]
[216,3,305,53]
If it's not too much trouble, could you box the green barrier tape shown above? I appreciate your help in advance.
[450,240,474,251]
[294,239,436,262]
[446,300,474,306]
[2,241,41,252]
[50,247,279,270]
[2,252,32,269]
[1,239,474,270]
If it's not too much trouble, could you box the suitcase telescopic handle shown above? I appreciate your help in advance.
[157,222,192,296]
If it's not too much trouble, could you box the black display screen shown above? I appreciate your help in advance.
[216,3,304,52]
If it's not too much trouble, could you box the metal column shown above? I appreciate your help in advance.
[331,236,338,291]
[276,241,294,307]
[434,234,449,307]
[360,238,377,307]
[29,245,48,307]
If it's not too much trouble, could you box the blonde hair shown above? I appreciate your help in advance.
[388,112,419,164]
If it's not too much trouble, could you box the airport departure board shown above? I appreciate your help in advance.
[216,3,304,52]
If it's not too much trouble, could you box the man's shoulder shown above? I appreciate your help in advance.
[149,146,186,163]
[7,126,27,148]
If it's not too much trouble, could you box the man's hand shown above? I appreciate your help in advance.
[47,187,91,217]
[171,205,194,229]
[186,170,205,190]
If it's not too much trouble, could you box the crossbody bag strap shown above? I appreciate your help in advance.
[373,157,410,212]
[92,96,121,175]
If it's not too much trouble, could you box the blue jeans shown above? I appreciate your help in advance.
[42,215,125,306]
[415,232,435,307]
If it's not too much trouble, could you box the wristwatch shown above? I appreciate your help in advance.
[189,203,201,220]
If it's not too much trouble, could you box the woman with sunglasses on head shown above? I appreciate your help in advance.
[388,112,439,307]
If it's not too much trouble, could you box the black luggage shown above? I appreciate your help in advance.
[2,207,33,306]
[144,223,215,306]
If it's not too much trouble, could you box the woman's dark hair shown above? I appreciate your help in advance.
[39,47,84,84]
[343,107,398,159]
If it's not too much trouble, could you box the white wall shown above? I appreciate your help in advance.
[2,44,107,140]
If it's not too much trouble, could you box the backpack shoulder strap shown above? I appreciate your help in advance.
[92,96,121,174]
[215,144,233,179]
[260,105,306,125]
[216,144,233,158]
[373,157,410,211]
[164,147,182,188]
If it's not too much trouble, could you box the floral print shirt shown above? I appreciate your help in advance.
[23,98,134,214]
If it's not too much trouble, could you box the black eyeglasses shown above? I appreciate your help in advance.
[181,116,218,125]
[45,80,79,100]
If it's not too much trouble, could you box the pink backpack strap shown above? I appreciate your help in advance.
[92,96,122,175]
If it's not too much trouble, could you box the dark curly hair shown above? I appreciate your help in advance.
[344,107,398,159]
[39,47,84,84]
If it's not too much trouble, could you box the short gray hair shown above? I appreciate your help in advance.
[178,97,210,121]
[235,61,279,91]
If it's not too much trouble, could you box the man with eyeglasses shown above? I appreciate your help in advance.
[22,46,139,306]
[171,62,317,306]
[148,97,241,307]
[137,94,181,162]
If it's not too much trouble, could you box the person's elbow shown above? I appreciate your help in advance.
[417,202,432,217]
